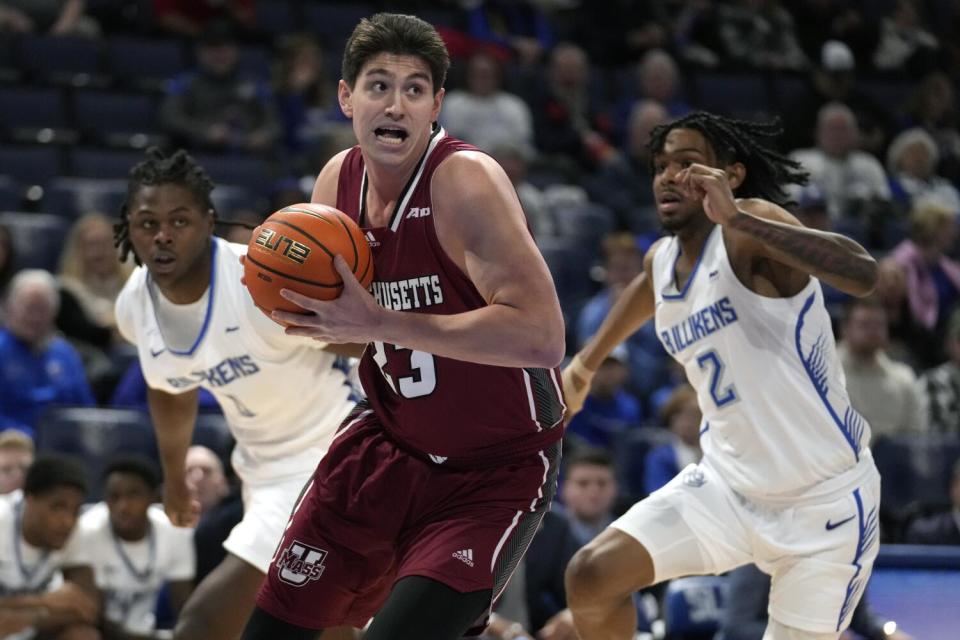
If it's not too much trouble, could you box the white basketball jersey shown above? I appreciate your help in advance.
[79,503,194,634]
[0,496,90,640]
[651,226,875,503]
[115,238,356,482]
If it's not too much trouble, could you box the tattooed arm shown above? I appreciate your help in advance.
[729,198,879,297]
[674,163,878,297]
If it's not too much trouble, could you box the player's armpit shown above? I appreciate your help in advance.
[729,199,879,297]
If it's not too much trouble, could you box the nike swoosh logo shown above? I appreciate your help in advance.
[825,515,856,531]
[226,326,240,332]
[150,348,165,358]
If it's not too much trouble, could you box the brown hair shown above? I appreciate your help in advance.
[341,13,449,93]
[909,201,955,246]
[658,385,698,426]
[0,429,34,454]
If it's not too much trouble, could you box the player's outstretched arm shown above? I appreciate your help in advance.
[676,163,878,297]
[280,151,566,369]
[147,387,201,527]
[561,241,661,418]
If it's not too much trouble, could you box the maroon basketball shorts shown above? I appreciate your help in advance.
[255,408,562,630]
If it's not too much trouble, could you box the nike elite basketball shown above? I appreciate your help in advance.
[244,203,373,315]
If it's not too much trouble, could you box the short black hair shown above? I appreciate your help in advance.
[342,13,449,93]
[648,111,809,206]
[103,455,160,491]
[564,447,615,475]
[114,147,216,266]
[23,455,88,498]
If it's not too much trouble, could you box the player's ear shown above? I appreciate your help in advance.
[338,79,354,118]
[725,162,746,190]
[431,87,445,122]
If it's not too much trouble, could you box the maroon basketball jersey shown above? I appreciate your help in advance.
[335,127,565,466]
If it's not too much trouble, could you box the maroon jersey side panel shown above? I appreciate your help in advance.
[334,130,565,466]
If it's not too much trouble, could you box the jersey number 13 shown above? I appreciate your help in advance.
[371,341,437,398]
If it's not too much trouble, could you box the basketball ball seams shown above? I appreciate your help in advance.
[245,253,342,288]
[331,215,360,271]
[280,206,361,273]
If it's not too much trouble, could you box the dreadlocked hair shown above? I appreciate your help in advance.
[114,147,216,266]
[647,112,809,205]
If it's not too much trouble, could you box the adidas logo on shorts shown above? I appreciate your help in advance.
[452,549,474,567]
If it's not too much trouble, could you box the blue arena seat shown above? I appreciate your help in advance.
[35,407,159,500]
[256,1,297,35]
[238,46,273,80]
[106,38,186,90]
[0,176,21,210]
[43,177,128,219]
[662,575,728,639]
[0,86,69,134]
[304,3,374,49]
[73,90,161,143]
[192,153,274,193]
[69,147,146,180]
[691,72,772,119]
[0,211,71,271]
[0,145,63,185]
[17,35,104,84]
[872,434,960,513]
[611,427,676,500]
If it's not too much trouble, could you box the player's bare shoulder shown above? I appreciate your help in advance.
[431,150,522,224]
[311,148,353,205]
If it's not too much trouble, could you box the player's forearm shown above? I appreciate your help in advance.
[378,302,565,368]
[728,210,878,297]
[578,276,653,371]
[147,388,198,478]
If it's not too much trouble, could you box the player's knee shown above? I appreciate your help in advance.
[565,545,611,608]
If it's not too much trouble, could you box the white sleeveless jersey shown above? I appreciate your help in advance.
[0,496,88,596]
[115,238,356,482]
[651,225,875,503]
[78,503,194,634]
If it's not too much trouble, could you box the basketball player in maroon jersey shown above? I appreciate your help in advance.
[240,13,566,640]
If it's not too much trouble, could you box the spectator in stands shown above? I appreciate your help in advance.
[791,102,892,225]
[643,385,702,495]
[531,43,615,171]
[0,222,14,315]
[0,455,100,638]
[720,563,914,640]
[588,99,667,232]
[873,0,939,74]
[441,51,533,153]
[490,141,554,238]
[781,40,894,156]
[558,449,619,548]
[919,310,960,435]
[153,0,253,38]
[160,20,281,153]
[186,445,242,584]
[110,359,222,413]
[887,127,960,215]
[838,296,927,438]
[566,345,642,450]
[904,458,960,545]
[716,0,809,70]
[273,35,349,155]
[883,202,960,367]
[578,233,670,406]
[635,49,690,119]
[461,0,554,66]
[81,456,195,637]
[904,72,960,183]
[0,430,34,495]
[0,270,94,438]
[0,0,97,36]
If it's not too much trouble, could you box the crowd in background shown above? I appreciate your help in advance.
[1,0,960,638]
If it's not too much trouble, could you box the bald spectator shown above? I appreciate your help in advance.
[185,445,229,517]
[636,49,690,117]
[791,103,892,223]
[0,270,93,438]
[0,430,34,495]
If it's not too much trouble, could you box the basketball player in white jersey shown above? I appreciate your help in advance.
[0,455,100,640]
[113,148,357,640]
[562,112,882,640]
[79,456,194,638]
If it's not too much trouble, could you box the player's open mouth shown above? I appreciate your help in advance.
[658,192,683,212]
[375,127,408,145]
[153,253,176,272]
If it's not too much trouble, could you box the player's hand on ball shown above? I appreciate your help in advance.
[164,479,201,528]
[273,255,382,344]
[561,355,595,422]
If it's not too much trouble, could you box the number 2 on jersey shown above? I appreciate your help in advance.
[371,341,437,398]
[697,350,738,408]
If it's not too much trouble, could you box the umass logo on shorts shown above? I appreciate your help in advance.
[276,540,328,587]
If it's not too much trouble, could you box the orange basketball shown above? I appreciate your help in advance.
[243,203,373,316]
